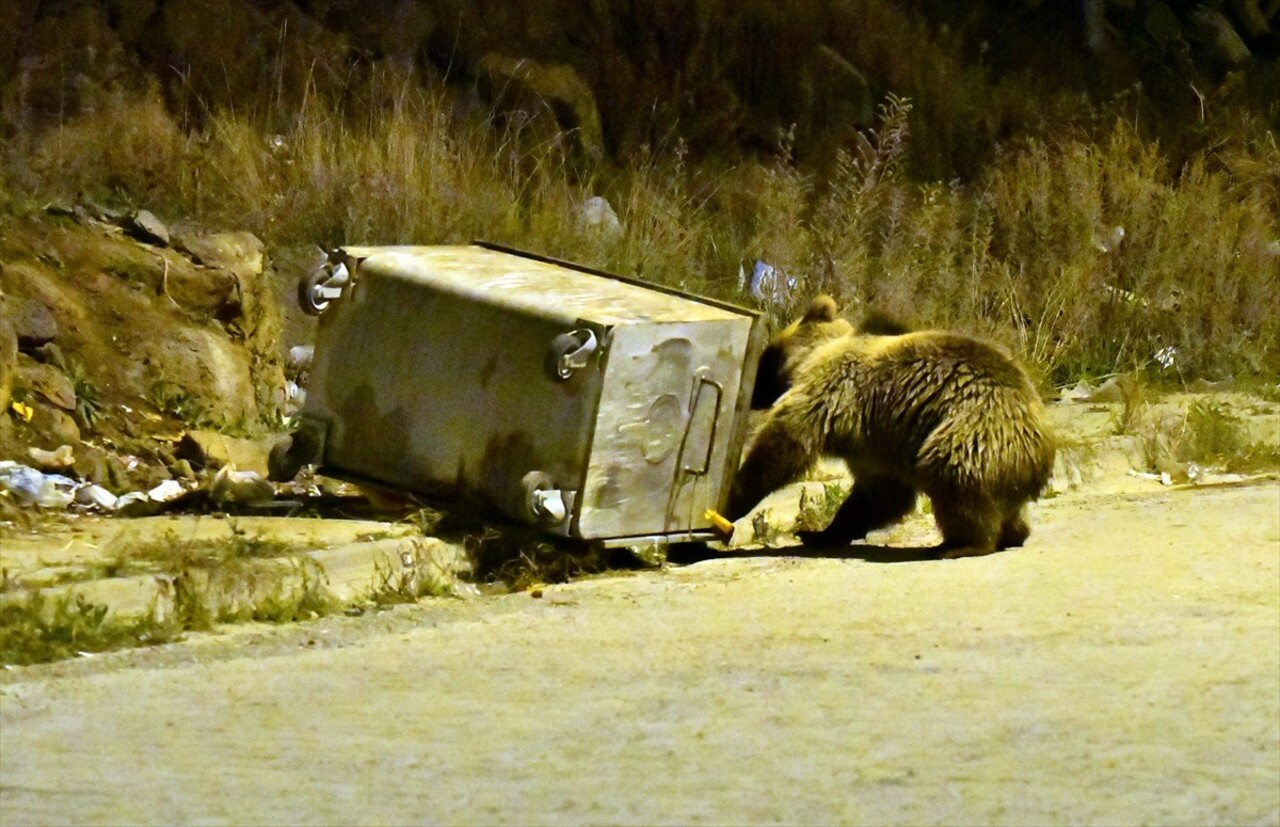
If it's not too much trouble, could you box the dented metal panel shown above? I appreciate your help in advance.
[293,243,763,543]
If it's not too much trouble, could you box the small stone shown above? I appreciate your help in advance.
[176,429,276,476]
[208,465,275,505]
[16,359,76,410]
[10,297,58,347]
[23,401,81,447]
[176,232,265,278]
[127,210,170,247]
[27,443,74,470]
[169,458,198,482]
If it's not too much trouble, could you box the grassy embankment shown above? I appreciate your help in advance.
[4,77,1275,388]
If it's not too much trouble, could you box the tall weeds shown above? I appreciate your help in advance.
[5,81,1277,387]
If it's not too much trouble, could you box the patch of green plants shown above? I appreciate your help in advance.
[1108,374,1150,436]
[65,359,103,430]
[146,379,208,424]
[169,556,339,631]
[109,523,305,575]
[465,525,612,593]
[0,590,182,666]
[796,482,850,533]
[366,540,457,606]
[1139,399,1280,476]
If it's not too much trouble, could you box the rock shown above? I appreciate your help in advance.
[7,295,59,347]
[176,231,265,280]
[802,45,875,136]
[70,444,156,492]
[478,53,605,161]
[1143,2,1185,49]
[169,458,199,482]
[22,401,82,449]
[1189,6,1253,68]
[176,429,276,476]
[1084,376,1126,403]
[71,443,116,487]
[27,444,75,471]
[1229,0,1271,39]
[82,198,131,223]
[139,327,260,424]
[126,210,171,247]
[208,465,276,505]
[161,255,241,317]
[15,357,76,410]
[43,201,78,218]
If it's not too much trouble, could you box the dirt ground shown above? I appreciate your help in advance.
[2,468,1277,826]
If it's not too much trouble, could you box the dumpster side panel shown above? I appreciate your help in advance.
[304,264,602,525]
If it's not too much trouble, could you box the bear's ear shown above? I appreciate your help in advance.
[802,295,839,323]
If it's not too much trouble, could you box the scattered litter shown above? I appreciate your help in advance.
[1060,377,1125,403]
[1092,224,1125,253]
[75,484,118,510]
[577,196,621,236]
[739,259,797,304]
[704,508,734,535]
[451,582,481,598]
[0,460,204,514]
[147,479,188,503]
[0,462,77,508]
[287,345,314,372]
[112,491,151,514]
[1128,468,1174,486]
[285,380,306,409]
[1103,284,1144,307]
[1154,346,1178,370]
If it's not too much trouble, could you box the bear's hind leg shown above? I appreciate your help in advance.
[798,475,916,547]
[997,504,1032,549]
[930,494,1002,558]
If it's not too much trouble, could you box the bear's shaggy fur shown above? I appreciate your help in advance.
[729,296,1056,557]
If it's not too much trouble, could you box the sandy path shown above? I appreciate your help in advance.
[2,482,1278,826]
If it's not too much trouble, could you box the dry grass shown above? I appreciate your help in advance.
[4,73,1276,389]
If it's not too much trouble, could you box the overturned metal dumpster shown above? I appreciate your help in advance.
[273,243,764,549]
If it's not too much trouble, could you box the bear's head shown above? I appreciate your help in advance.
[750,295,854,408]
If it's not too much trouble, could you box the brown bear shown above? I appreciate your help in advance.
[729,295,1055,557]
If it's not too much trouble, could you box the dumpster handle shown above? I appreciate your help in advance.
[682,375,723,475]
[549,328,599,379]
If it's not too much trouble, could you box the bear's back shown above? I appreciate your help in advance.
[804,330,1052,486]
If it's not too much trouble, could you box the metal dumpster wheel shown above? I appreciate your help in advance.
[298,266,331,316]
